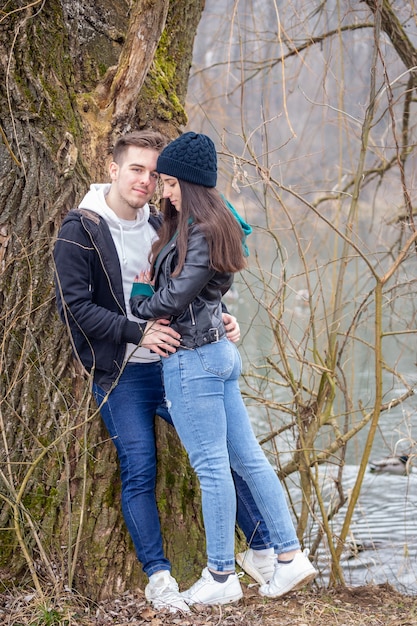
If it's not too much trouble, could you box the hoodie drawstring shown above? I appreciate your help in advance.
[118,222,128,266]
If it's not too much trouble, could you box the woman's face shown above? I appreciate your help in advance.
[160,174,182,211]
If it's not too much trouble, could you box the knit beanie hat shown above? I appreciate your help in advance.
[157,132,217,187]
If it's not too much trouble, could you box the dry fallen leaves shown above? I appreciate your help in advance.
[1,582,416,626]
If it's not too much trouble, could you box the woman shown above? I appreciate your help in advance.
[130,132,317,606]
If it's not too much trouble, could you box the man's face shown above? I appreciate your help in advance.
[109,146,159,211]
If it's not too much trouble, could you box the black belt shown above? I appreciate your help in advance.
[180,327,225,349]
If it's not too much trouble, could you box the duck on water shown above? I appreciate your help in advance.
[368,454,412,475]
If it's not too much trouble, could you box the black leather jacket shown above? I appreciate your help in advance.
[130,224,232,349]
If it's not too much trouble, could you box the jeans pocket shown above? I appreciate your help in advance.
[197,340,235,377]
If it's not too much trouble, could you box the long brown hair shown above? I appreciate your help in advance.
[150,181,246,277]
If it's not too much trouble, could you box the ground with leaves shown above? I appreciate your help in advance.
[1,581,416,626]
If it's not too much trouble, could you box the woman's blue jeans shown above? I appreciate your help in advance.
[93,360,275,577]
[163,338,300,572]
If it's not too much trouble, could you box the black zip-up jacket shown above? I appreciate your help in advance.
[53,208,162,390]
[130,224,231,349]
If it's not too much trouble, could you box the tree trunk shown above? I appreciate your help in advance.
[0,0,205,600]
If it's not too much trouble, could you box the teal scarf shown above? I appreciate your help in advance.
[221,195,252,257]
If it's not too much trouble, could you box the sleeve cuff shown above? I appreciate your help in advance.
[131,282,154,298]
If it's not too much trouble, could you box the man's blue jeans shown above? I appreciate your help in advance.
[162,339,300,572]
[93,360,273,577]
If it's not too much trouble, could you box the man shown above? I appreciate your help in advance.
[54,130,275,613]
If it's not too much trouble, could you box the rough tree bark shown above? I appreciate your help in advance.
[0,0,206,600]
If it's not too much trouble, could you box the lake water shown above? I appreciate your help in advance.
[313,465,417,595]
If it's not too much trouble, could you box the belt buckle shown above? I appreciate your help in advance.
[210,327,220,342]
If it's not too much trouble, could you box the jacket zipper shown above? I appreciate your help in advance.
[163,244,196,326]
[189,303,196,326]
[81,216,126,315]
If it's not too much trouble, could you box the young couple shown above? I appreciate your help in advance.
[54,130,317,614]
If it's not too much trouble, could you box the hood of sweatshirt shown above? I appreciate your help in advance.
[78,183,151,267]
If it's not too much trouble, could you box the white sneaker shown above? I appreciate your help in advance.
[181,567,243,605]
[145,570,190,613]
[236,548,276,585]
[259,549,318,598]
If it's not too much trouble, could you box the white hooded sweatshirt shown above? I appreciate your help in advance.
[79,183,160,363]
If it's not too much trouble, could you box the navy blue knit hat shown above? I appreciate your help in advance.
[157,132,217,187]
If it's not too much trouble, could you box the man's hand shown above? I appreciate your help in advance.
[141,319,181,356]
[222,313,241,343]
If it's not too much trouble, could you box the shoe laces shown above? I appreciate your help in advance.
[189,567,213,592]
[241,550,276,575]
[254,554,276,573]
[152,582,189,611]
[154,578,179,596]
